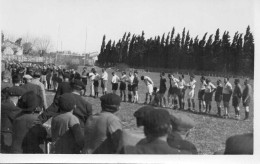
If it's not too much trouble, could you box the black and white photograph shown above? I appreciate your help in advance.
[0,0,259,163]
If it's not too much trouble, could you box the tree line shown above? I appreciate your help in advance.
[97,26,254,75]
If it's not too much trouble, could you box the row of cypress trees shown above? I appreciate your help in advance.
[97,26,254,75]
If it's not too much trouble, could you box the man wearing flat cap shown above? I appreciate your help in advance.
[83,93,122,154]
[122,109,182,154]
[167,113,198,154]
[37,79,92,133]
[121,105,154,147]
[1,86,25,153]
[11,91,47,153]
[224,133,253,154]
[51,93,84,154]
[21,74,43,110]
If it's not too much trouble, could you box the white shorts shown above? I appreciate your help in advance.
[186,89,195,99]
[147,84,153,95]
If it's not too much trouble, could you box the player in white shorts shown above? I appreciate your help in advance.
[185,74,196,111]
[141,75,154,104]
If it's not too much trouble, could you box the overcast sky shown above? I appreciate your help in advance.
[1,0,255,54]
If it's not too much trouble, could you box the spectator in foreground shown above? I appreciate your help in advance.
[224,133,253,154]
[83,93,122,154]
[51,93,84,154]
[167,113,198,154]
[122,109,181,154]
[1,87,24,153]
[11,91,47,153]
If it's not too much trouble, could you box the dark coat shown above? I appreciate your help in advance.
[167,132,198,154]
[38,93,92,131]
[123,138,182,154]
[54,81,73,101]
[21,83,41,98]
[11,112,47,153]
[1,101,22,153]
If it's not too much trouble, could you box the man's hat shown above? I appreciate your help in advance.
[70,79,85,90]
[170,113,196,132]
[100,93,121,113]
[143,109,171,137]
[33,71,42,78]
[58,93,76,112]
[224,133,253,154]
[7,86,26,97]
[134,105,155,127]
[23,74,33,79]
[17,91,42,112]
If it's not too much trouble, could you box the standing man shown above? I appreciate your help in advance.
[132,71,139,103]
[101,68,108,95]
[140,75,154,104]
[242,78,252,120]
[185,74,196,111]
[158,72,167,107]
[82,67,88,96]
[83,93,122,154]
[222,77,233,119]
[127,71,134,103]
[119,71,127,102]
[88,68,96,97]
[204,78,216,114]
[198,76,207,113]
[178,75,186,110]
[31,71,48,110]
[215,80,223,117]
[111,72,120,94]
[167,74,179,109]
[232,79,242,119]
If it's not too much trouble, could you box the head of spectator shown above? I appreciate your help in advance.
[100,93,121,113]
[70,79,85,94]
[2,70,11,82]
[200,76,205,83]
[160,72,165,78]
[74,72,82,80]
[23,74,33,83]
[122,71,126,76]
[169,113,195,139]
[217,79,222,86]
[17,91,42,113]
[112,72,115,76]
[102,68,106,73]
[58,93,76,113]
[153,87,158,93]
[33,71,42,79]
[12,74,22,86]
[63,73,70,82]
[224,77,229,84]
[134,70,138,76]
[129,71,133,76]
[206,78,211,84]
[140,76,144,80]
[190,74,195,81]
[224,133,253,154]
[234,79,240,85]
[179,74,184,81]
[134,105,155,127]
[143,109,171,140]
[91,68,96,73]
[7,86,26,103]
[244,78,250,85]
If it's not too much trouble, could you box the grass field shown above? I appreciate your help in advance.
[46,66,254,154]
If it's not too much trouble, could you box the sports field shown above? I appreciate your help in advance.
[46,67,254,154]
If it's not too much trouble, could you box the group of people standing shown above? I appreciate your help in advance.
[84,67,252,120]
